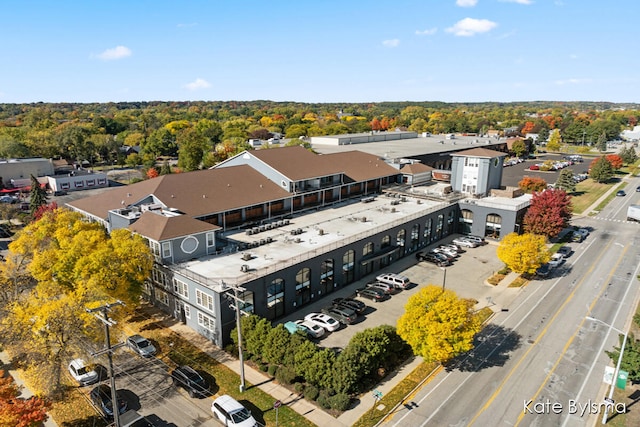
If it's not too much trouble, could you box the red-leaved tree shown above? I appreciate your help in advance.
[523,189,573,238]
[370,118,381,131]
[518,176,547,193]
[605,154,623,170]
[0,370,51,427]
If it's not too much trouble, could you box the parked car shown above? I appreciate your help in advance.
[119,410,156,427]
[332,297,367,314]
[375,273,411,289]
[576,228,590,238]
[548,253,565,268]
[90,384,128,419]
[536,264,551,278]
[452,237,478,248]
[434,246,458,258]
[211,394,258,427]
[464,235,486,245]
[636,185,640,192]
[571,232,584,243]
[126,334,157,357]
[295,320,325,338]
[170,365,210,398]
[322,306,357,325]
[416,251,450,267]
[441,243,464,253]
[304,312,340,332]
[430,249,455,262]
[355,287,387,302]
[68,358,99,386]
[616,190,626,197]
[0,195,16,204]
[366,281,398,295]
[557,246,572,257]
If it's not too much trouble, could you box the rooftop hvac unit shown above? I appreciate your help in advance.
[266,236,273,243]
[241,253,252,261]
[318,229,324,236]
[259,239,266,245]
[241,264,249,272]
[361,217,367,222]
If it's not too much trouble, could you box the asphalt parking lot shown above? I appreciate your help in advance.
[280,236,504,350]
[501,154,588,188]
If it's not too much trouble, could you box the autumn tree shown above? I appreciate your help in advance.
[397,286,481,364]
[546,129,562,152]
[523,189,573,238]
[605,154,623,170]
[146,167,159,179]
[511,139,527,158]
[521,121,535,135]
[496,233,550,275]
[0,370,50,427]
[555,169,576,193]
[589,157,614,183]
[518,176,547,193]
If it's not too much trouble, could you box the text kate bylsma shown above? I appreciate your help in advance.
[524,399,626,416]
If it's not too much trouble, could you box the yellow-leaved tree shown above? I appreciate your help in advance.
[496,232,550,275]
[396,285,482,364]
[0,208,153,396]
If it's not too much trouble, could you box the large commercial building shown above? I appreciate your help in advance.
[68,141,529,346]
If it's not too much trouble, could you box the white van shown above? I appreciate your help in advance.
[375,273,411,290]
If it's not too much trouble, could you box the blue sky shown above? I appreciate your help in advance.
[2,0,638,104]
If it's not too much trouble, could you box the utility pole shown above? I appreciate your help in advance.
[88,301,126,427]
[221,281,248,392]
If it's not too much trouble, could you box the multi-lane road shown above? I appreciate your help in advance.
[384,177,640,427]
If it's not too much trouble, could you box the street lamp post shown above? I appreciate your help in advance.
[440,266,447,291]
[586,316,628,424]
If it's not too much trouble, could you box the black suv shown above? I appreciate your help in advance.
[416,251,450,267]
[332,297,366,314]
[90,384,127,419]
[170,366,210,398]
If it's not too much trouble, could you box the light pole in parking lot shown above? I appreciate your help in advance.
[586,316,628,424]
[440,266,447,291]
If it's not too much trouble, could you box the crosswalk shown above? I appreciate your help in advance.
[592,216,639,224]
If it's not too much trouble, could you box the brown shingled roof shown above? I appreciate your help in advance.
[321,151,399,182]
[400,163,433,174]
[129,211,220,241]
[251,146,344,180]
[67,165,291,220]
[450,147,506,158]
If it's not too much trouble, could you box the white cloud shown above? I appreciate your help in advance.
[445,18,497,36]
[554,78,592,85]
[499,0,533,4]
[96,45,132,61]
[184,78,211,91]
[415,28,437,36]
[456,0,478,7]
[382,39,400,47]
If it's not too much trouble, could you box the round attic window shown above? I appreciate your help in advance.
[181,236,199,254]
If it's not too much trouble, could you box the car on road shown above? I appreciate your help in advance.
[170,365,210,398]
[571,231,584,243]
[322,306,357,325]
[294,319,325,338]
[535,264,551,278]
[90,384,128,419]
[576,228,589,238]
[616,190,626,197]
[416,251,450,267]
[452,237,479,248]
[126,334,157,357]
[332,297,367,314]
[304,312,340,332]
[548,253,565,268]
[557,246,572,257]
[636,185,640,192]
[355,287,387,302]
[68,359,99,386]
[211,394,258,427]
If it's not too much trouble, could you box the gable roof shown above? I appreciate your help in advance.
[129,211,220,241]
[250,146,344,180]
[67,165,291,220]
[450,148,506,158]
[321,151,400,181]
[400,163,433,174]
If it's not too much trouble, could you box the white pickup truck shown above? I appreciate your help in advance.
[627,205,640,222]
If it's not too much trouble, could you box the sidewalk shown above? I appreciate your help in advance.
[0,351,58,427]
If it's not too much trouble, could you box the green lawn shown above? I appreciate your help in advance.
[570,179,614,214]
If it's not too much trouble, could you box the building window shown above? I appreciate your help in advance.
[320,259,335,293]
[396,229,406,247]
[410,224,420,250]
[156,289,169,306]
[295,267,311,306]
[424,218,432,242]
[173,278,189,298]
[267,278,285,318]
[161,242,171,258]
[206,232,215,247]
[184,305,191,319]
[363,242,374,257]
[197,311,215,332]
[196,289,214,312]
[239,290,254,314]
[381,235,390,248]
[461,209,474,222]
[150,241,160,257]
[342,250,355,284]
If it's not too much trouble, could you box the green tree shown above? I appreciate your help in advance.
[555,169,576,193]
[497,233,550,275]
[537,128,549,145]
[177,127,208,171]
[605,333,640,382]
[589,157,614,183]
[397,286,481,364]
[620,145,638,165]
[511,139,527,158]
[596,131,607,152]
[306,349,336,390]
[262,325,291,366]
[28,175,48,217]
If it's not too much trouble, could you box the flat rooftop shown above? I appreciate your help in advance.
[176,186,455,291]
[312,133,505,160]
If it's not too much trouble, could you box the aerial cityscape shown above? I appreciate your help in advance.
[0,1,639,427]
